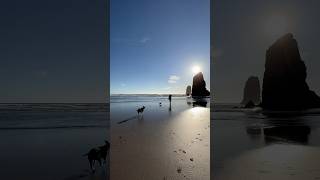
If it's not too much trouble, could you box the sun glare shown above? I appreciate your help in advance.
[192,66,201,74]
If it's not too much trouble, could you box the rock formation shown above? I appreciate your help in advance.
[192,72,210,97]
[186,85,191,96]
[262,33,320,110]
[241,76,261,105]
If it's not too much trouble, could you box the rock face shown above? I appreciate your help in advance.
[192,72,210,97]
[262,33,320,110]
[241,76,261,105]
[186,85,191,96]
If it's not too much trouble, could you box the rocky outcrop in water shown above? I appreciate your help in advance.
[186,85,191,96]
[262,33,320,110]
[192,72,210,97]
[241,76,261,105]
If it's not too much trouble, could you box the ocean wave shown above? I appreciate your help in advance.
[0,103,108,112]
[0,125,109,130]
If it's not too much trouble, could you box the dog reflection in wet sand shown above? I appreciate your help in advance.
[84,140,110,173]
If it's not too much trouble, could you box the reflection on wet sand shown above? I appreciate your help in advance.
[214,108,320,180]
[246,118,311,144]
[264,125,310,144]
[186,97,208,108]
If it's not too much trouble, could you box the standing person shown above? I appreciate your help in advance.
[168,94,172,111]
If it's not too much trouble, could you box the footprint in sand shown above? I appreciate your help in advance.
[119,136,127,143]
[177,167,182,173]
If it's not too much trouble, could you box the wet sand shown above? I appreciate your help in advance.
[110,98,210,180]
[214,144,320,180]
[0,128,108,180]
[213,104,320,180]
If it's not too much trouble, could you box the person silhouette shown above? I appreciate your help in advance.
[168,94,172,111]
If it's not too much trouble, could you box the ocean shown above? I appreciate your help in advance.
[0,103,108,130]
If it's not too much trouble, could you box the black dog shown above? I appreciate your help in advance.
[99,141,110,164]
[84,140,110,172]
[83,148,102,172]
[137,106,145,114]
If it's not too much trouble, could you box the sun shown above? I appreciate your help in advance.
[192,65,201,74]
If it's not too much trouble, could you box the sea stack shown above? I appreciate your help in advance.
[186,85,191,96]
[192,72,210,97]
[241,76,261,106]
[262,33,320,110]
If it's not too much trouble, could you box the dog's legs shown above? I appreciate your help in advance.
[89,159,94,173]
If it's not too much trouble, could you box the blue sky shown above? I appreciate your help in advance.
[110,0,210,94]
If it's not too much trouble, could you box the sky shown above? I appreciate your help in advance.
[110,0,210,94]
[0,0,107,103]
[213,0,320,103]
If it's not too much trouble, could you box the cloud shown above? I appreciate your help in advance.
[168,75,180,84]
[162,87,171,90]
[112,37,151,45]
[120,83,126,87]
[139,37,151,44]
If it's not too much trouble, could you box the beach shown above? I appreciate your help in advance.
[0,103,109,180]
[212,103,320,180]
[110,95,210,180]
